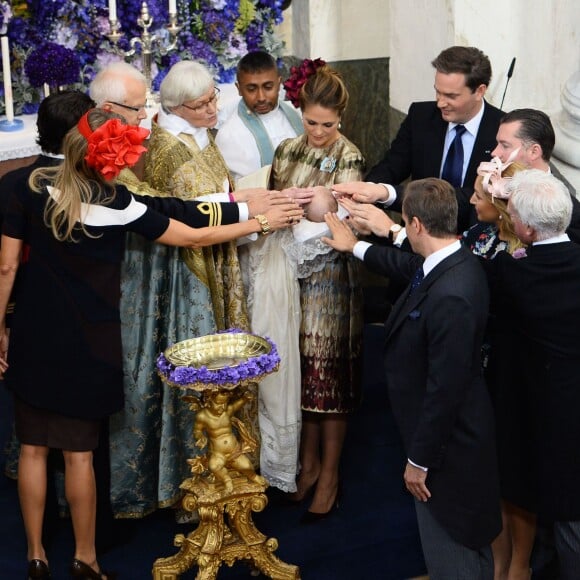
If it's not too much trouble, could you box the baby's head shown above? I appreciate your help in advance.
[304,188,338,222]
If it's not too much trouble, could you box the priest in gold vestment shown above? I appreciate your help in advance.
[109,61,254,518]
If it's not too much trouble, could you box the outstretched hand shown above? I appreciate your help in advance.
[340,198,395,237]
[321,212,358,253]
[264,201,304,231]
[231,187,269,203]
[332,181,389,204]
[247,191,298,217]
[280,187,315,205]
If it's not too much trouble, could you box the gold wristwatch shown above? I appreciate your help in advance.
[254,214,271,235]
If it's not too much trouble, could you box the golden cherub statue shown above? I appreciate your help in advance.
[193,389,266,493]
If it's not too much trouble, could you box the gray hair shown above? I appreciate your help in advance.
[159,61,214,109]
[89,61,146,106]
[508,169,572,240]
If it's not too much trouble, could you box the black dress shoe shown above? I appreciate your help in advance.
[299,484,341,524]
[70,559,117,580]
[27,559,51,580]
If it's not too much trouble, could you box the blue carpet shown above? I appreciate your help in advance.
[0,324,426,579]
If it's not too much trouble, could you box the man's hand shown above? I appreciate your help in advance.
[333,181,389,204]
[340,198,395,237]
[280,187,315,205]
[231,187,269,203]
[246,191,296,217]
[404,462,431,502]
[321,212,358,253]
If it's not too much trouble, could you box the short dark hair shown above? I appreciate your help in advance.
[402,178,458,237]
[237,51,278,77]
[36,90,95,154]
[431,46,492,92]
[500,108,555,162]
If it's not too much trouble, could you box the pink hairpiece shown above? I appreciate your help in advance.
[476,148,520,200]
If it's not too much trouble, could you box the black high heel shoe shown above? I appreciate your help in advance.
[299,482,341,524]
[27,559,51,580]
[70,559,117,580]
[286,476,319,505]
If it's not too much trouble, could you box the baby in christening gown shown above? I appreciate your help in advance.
[243,187,348,493]
[303,187,338,222]
[290,187,348,252]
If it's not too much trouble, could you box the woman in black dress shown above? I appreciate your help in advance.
[0,109,301,580]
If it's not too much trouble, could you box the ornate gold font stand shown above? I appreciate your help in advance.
[152,384,300,580]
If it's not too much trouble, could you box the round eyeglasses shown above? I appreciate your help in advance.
[181,88,220,113]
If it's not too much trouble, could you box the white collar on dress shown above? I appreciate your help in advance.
[157,107,209,149]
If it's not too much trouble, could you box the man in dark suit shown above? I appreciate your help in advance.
[334,45,503,234]
[323,178,501,579]
[485,170,580,579]
[491,108,579,242]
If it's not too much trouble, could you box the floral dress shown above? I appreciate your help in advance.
[462,222,507,260]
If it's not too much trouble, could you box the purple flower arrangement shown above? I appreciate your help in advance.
[24,42,81,88]
[1,0,285,115]
[157,329,281,389]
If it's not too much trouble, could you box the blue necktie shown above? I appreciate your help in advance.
[408,266,424,297]
[441,125,467,187]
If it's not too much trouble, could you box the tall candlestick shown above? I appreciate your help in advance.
[108,0,117,21]
[1,35,14,122]
[168,0,177,15]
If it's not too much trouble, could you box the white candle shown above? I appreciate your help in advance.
[43,83,50,98]
[1,36,14,123]
[108,0,117,21]
[168,0,177,15]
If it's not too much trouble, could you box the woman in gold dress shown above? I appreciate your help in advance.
[271,63,365,520]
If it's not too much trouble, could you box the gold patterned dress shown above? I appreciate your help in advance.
[271,134,365,413]
[108,118,250,518]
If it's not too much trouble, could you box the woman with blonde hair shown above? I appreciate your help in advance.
[465,159,535,580]
[0,108,300,580]
[462,159,527,258]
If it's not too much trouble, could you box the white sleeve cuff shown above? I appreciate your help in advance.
[375,184,397,207]
[393,227,407,247]
[353,241,372,261]
[408,458,428,472]
[237,202,249,222]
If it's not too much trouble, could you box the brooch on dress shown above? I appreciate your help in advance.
[320,156,336,173]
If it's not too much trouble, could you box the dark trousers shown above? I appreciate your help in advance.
[415,500,494,580]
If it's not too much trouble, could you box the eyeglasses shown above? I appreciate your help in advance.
[181,88,220,113]
[108,101,146,113]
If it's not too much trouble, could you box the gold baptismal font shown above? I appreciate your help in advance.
[153,331,300,580]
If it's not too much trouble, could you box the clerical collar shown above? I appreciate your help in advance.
[157,106,210,149]
[447,100,485,137]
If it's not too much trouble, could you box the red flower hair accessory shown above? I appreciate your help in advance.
[283,57,326,108]
[77,112,150,181]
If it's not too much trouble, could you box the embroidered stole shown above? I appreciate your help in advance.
[237,100,303,167]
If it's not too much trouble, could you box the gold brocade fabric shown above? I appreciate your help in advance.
[144,122,248,332]
[271,134,366,413]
